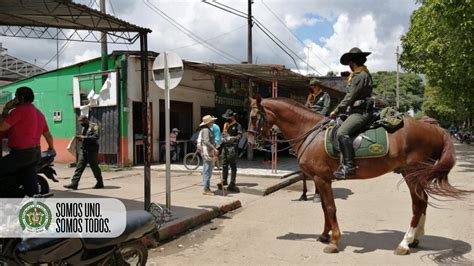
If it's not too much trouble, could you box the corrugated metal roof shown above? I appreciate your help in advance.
[184,61,345,96]
[0,0,150,32]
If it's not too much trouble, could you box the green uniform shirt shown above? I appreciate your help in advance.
[305,91,331,116]
[334,70,373,114]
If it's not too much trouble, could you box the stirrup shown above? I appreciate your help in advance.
[333,165,356,180]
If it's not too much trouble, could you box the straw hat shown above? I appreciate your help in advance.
[200,115,217,126]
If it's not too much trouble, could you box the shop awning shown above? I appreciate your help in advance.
[184,61,345,96]
[0,0,151,43]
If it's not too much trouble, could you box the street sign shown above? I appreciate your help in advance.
[152,51,184,212]
[152,52,183,90]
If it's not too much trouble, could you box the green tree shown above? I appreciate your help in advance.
[372,71,424,113]
[400,0,474,126]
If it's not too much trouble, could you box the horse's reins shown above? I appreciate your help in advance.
[249,104,329,155]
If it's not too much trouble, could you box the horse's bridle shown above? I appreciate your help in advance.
[248,104,330,153]
[247,105,267,149]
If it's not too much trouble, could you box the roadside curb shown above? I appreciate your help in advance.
[157,200,242,242]
[239,172,303,196]
[146,167,298,179]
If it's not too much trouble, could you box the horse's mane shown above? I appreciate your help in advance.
[262,97,321,123]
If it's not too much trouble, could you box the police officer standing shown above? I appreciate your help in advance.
[64,116,104,190]
[329,47,374,180]
[305,78,331,116]
[219,109,242,192]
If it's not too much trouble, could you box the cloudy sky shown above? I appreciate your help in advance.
[1,0,418,75]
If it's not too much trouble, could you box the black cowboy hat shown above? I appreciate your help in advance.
[222,109,236,119]
[340,47,371,65]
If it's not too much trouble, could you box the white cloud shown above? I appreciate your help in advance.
[284,15,322,29]
[0,0,417,74]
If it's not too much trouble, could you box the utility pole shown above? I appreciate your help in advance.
[396,46,400,109]
[100,0,108,75]
[247,0,254,160]
[247,0,253,64]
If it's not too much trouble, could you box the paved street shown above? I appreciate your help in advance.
[148,143,474,265]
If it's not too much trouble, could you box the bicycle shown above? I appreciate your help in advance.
[183,148,202,170]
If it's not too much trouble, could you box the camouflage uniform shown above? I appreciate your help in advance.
[221,109,243,191]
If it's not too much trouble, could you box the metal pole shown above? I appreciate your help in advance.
[100,0,108,82]
[396,46,400,109]
[246,0,254,161]
[164,52,172,210]
[271,72,278,174]
[247,0,253,64]
[140,34,151,211]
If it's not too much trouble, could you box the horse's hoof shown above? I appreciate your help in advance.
[299,195,308,201]
[408,239,419,248]
[317,235,330,243]
[323,244,339,254]
[394,246,410,255]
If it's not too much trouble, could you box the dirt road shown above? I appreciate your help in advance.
[148,143,474,265]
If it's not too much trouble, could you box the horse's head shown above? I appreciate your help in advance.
[247,96,273,149]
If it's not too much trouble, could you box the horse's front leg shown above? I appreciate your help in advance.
[315,178,341,253]
[299,174,308,201]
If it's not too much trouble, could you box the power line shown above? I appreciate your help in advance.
[171,24,247,51]
[202,0,322,75]
[261,0,332,72]
[144,0,242,63]
[253,18,322,75]
[253,28,288,64]
[202,0,247,19]
[253,23,300,72]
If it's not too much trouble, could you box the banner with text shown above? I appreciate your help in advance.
[0,198,126,238]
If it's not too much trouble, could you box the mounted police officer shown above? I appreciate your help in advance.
[329,47,374,180]
[219,109,243,192]
[305,78,330,116]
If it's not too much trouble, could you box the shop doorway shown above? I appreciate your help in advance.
[132,102,153,164]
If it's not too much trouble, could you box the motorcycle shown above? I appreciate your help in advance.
[0,210,158,265]
[0,149,57,197]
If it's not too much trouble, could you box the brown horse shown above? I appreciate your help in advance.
[247,96,468,255]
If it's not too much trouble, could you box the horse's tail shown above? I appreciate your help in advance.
[405,127,470,199]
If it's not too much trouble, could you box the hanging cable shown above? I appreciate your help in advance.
[202,0,322,74]
[261,0,333,72]
[144,0,242,63]
[254,23,300,72]
[171,24,247,51]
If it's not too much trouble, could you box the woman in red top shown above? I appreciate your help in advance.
[0,86,54,196]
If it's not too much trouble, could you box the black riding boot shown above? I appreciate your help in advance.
[334,135,356,180]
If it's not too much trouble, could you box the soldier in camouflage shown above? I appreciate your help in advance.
[219,109,243,192]
[329,47,374,180]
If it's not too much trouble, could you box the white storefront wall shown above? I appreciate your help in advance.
[127,56,215,162]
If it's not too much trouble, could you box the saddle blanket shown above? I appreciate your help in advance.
[324,126,389,159]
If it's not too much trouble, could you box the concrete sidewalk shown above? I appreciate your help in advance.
[48,156,301,242]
